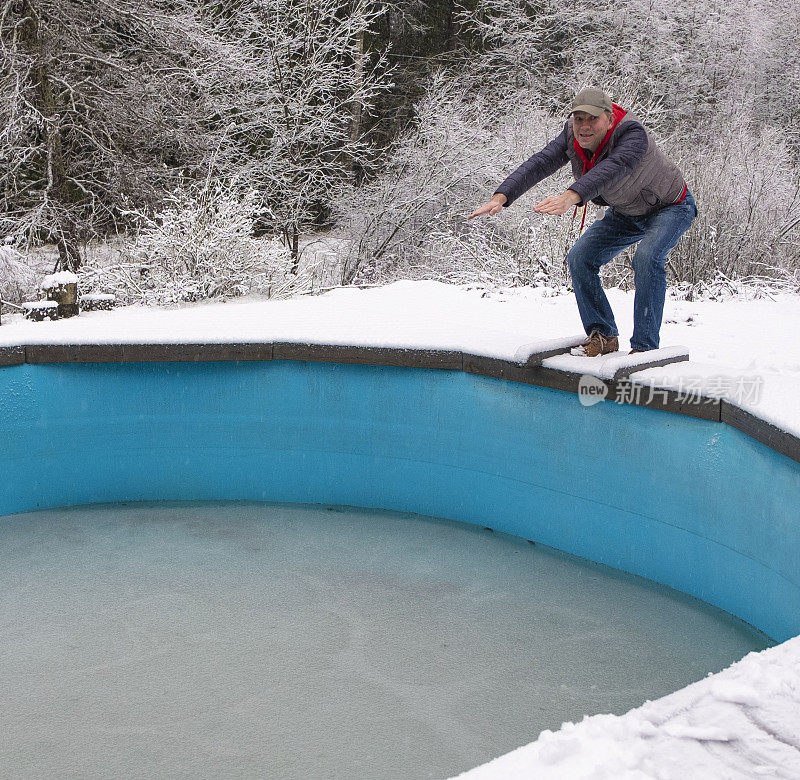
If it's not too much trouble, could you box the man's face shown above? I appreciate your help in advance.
[571,111,615,152]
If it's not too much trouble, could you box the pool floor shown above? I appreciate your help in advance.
[0,502,771,778]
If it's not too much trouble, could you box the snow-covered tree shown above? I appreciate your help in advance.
[77,177,305,306]
[209,0,392,267]
[0,0,255,271]
[454,0,800,141]
[0,243,37,304]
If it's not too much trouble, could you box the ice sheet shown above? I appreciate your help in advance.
[0,502,770,778]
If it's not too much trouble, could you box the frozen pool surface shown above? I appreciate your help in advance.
[0,502,771,778]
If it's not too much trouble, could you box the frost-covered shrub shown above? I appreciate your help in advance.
[0,245,37,304]
[334,77,583,287]
[416,210,576,289]
[669,268,800,302]
[79,180,309,305]
[667,126,800,284]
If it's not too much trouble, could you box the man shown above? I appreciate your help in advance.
[469,87,696,356]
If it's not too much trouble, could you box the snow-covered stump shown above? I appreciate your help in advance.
[41,271,79,318]
[21,300,60,321]
[80,293,116,312]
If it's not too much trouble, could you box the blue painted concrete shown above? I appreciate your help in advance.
[1,360,798,641]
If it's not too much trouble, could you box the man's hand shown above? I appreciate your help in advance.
[468,193,507,219]
[533,190,582,215]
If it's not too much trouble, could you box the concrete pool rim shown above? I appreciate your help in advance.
[2,339,798,464]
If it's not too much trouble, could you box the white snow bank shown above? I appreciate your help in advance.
[0,281,585,358]
[452,635,800,780]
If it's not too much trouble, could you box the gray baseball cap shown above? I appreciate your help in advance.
[568,88,613,116]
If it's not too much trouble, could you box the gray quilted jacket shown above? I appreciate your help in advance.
[494,107,686,216]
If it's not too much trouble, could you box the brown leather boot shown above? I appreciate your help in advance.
[572,330,619,357]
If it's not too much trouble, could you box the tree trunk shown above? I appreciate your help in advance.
[349,28,365,183]
[446,0,456,51]
[19,0,82,271]
[290,224,300,273]
[55,225,81,272]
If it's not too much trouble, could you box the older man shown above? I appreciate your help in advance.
[469,87,696,356]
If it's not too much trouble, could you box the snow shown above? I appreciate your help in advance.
[453,636,800,780]
[20,300,58,310]
[79,292,116,301]
[39,270,79,289]
[545,345,690,380]
[0,280,561,355]
[1,280,799,778]
[1,281,798,434]
[513,333,586,362]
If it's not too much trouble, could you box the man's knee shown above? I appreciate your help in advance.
[567,244,592,275]
[633,248,667,278]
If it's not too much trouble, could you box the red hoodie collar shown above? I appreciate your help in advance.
[573,103,627,171]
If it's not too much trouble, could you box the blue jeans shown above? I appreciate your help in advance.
[566,192,697,351]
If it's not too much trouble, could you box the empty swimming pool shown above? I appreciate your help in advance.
[1,346,798,777]
[0,501,770,778]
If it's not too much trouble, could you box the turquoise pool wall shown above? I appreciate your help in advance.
[2,360,798,641]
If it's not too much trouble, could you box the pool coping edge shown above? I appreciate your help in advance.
[3,340,798,465]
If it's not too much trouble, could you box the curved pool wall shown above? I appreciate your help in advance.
[1,355,799,642]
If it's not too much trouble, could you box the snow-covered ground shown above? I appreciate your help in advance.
[0,281,800,366]
[1,280,799,778]
[2,279,797,373]
[2,279,799,435]
[456,635,800,780]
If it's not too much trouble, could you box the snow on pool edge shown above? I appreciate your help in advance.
[453,635,800,779]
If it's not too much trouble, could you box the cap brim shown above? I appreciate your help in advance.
[568,104,605,117]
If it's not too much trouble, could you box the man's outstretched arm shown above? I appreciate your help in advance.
[469,125,570,218]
